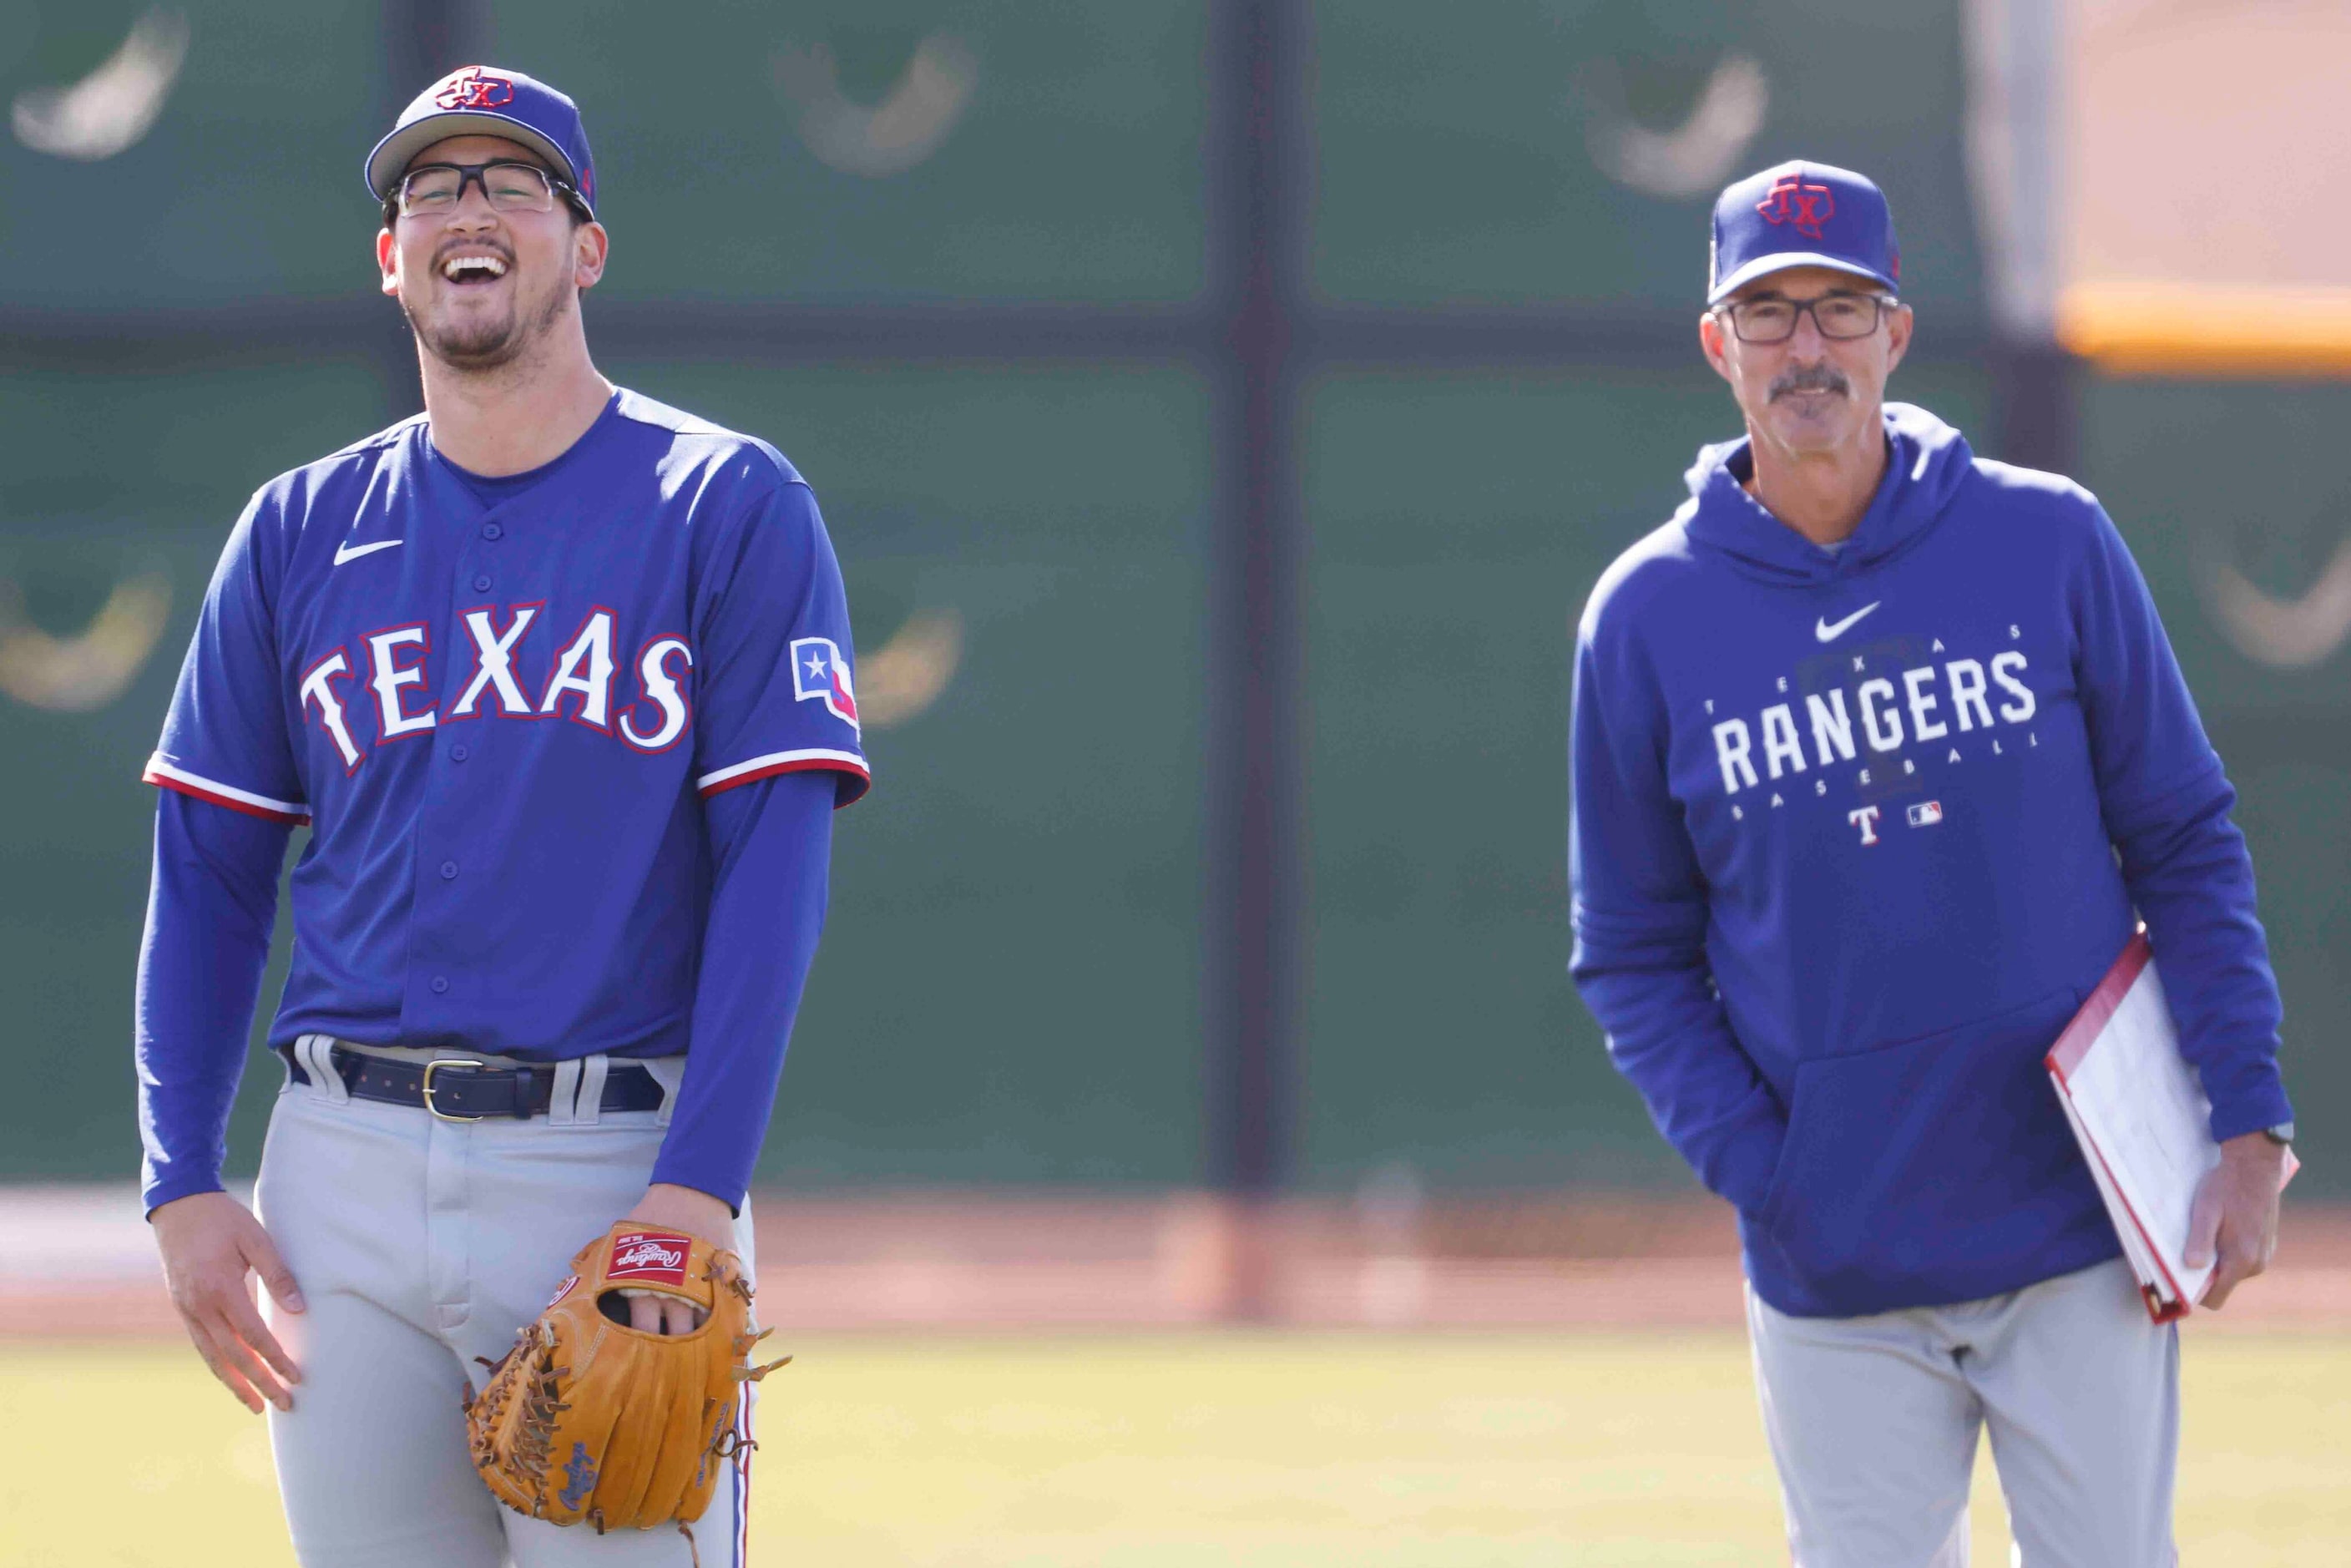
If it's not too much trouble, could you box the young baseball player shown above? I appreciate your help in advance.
[1569,162,2295,1565]
[136,67,867,1565]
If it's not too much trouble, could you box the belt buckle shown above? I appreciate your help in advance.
[422,1058,487,1122]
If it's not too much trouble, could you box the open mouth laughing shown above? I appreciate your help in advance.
[439,252,510,286]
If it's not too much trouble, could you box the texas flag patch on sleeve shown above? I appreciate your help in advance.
[791,636,859,731]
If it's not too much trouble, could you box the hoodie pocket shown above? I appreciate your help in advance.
[1755,985,2084,1296]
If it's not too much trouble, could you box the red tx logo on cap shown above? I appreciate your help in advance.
[1757,175,1836,241]
[435,68,515,112]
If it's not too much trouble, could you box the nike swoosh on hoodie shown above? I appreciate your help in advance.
[1814,602,1881,641]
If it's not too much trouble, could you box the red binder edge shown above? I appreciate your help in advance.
[2055,1076,2193,1323]
[2045,931,2191,1323]
[2047,930,2152,1085]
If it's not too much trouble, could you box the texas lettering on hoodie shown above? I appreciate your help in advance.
[1569,403,2292,1318]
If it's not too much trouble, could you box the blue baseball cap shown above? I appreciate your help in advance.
[1706,159,1898,305]
[365,65,597,216]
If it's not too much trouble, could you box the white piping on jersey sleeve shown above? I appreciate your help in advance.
[142,754,311,825]
[696,748,870,798]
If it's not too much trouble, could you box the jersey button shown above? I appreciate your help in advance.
[430,976,450,994]
[481,523,503,541]
[450,743,468,762]
[439,860,459,880]
[472,574,493,592]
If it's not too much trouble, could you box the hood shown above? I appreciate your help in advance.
[1681,402,1975,587]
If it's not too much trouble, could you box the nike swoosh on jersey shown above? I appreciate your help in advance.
[1815,601,1882,643]
[333,539,403,565]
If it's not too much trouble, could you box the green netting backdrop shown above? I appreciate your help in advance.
[1,1,2340,1193]
[1312,0,1982,311]
[0,2,383,306]
[517,0,1207,304]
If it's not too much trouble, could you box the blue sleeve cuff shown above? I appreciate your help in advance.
[643,1157,746,1216]
[2204,1060,2295,1146]
[142,1171,228,1218]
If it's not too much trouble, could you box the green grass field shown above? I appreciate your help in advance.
[6,1332,2346,1565]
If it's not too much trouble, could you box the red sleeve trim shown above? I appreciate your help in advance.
[142,758,311,827]
[697,748,870,807]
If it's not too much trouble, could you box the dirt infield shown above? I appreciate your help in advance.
[7,1185,2347,1338]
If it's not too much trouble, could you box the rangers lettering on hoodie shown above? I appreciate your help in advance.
[1708,642,2035,798]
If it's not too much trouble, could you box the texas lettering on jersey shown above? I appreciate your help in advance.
[299,604,701,770]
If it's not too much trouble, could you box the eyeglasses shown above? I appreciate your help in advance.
[1716,291,1897,344]
[392,160,584,220]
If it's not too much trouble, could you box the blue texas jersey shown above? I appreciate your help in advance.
[145,389,868,1061]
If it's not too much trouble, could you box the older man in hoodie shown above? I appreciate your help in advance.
[1568,161,2295,1565]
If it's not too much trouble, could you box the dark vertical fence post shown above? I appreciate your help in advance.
[1201,0,1310,1318]
[384,0,477,91]
[1991,342,2077,473]
[375,0,487,416]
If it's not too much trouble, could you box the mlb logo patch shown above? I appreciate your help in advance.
[1907,801,1944,827]
[791,636,859,731]
[606,1230,692,1287]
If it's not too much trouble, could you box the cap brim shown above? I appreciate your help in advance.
[365,111,584,208]
[1708,251,1895,306]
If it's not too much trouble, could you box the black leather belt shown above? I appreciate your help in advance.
[279,1041,666,1121]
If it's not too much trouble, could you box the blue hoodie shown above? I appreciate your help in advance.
[1569,402,2292,1318]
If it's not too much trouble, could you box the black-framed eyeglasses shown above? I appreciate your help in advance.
[1716,291,1898,344]
[390,160,587,221]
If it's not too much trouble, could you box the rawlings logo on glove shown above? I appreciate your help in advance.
[463,1221,789,1563]
[607,1232,692,1285]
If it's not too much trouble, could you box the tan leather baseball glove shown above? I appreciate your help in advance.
[464,1222,788,1559]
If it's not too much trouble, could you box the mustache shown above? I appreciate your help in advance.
[1769,364,1851,401]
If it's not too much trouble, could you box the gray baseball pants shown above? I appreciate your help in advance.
[1747,1257,2178,1567]
[255,1041,759,1568]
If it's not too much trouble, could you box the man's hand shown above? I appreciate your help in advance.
[150,1191,305,1414]
[618,1182,736,1335]
[2185,1130,2288,1309]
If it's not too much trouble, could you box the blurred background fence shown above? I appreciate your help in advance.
[3,0,2344,1219]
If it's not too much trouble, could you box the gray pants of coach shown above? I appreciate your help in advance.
[256,1041,758,1568]
[1747,1258,2178,1567]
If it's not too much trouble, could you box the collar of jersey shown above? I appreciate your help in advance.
[425,390,624,504]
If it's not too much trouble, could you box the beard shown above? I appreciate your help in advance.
[402,273,574,373]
